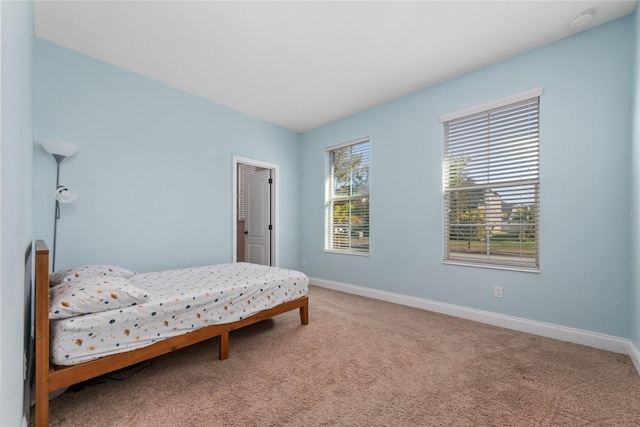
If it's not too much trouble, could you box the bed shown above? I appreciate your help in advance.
[33,240,309,426]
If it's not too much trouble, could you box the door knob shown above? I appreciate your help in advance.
[244,231,248,235]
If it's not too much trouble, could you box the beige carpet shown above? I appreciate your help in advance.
[34,285,640,426]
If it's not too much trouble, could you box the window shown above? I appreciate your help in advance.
[325,137,370,255]
[441,88,541,271]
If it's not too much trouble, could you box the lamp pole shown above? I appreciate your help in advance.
[40,139,79,272]
[52,156,64,271]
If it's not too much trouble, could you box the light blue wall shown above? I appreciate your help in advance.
[300,17,635,338]
[631,9,640,350]
[30,8,638,349]
[1,1,34,426]
[34,39,302,274]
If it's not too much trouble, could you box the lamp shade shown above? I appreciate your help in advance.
[41,139,78,158]
[55,186,78,203]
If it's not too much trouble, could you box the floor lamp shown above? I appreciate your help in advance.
[41,139,78,271]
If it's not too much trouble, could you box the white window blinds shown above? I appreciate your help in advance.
[325,138,370,255]
[443,94,540,271]
[237,164,256,221]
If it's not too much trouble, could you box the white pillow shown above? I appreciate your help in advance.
[49,276,150,320]
[49,265,137,287]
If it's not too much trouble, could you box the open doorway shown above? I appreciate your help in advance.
[232,156,279,266]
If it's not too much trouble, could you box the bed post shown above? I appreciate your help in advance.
[34,240,50,427]
[219,332,229,360]
[300,299,309,325]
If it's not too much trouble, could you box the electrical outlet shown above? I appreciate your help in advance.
[494,286,503,299]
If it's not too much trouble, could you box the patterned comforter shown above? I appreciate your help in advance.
[50,262,308,366]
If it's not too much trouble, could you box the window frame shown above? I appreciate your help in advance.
[440,88,542,272]
[325,137,370,256]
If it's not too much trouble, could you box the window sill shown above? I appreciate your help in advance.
[324,249,369,257]
[442,260,540,273]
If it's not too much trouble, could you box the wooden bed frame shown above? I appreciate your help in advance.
[34,240,309,426]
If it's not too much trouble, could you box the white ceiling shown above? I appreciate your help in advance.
[33,1,637,133]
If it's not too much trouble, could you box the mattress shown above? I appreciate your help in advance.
[50,262,308,366]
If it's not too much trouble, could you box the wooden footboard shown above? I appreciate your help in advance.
[34,240,309,427]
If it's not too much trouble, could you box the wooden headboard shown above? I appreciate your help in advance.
[34,240,51,426]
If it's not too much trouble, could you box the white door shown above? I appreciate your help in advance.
[243,169,271,265]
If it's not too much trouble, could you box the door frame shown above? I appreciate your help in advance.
[232,155,279,266]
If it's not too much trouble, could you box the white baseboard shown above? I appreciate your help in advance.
[310,277,634,362]
[630,340,640,377]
